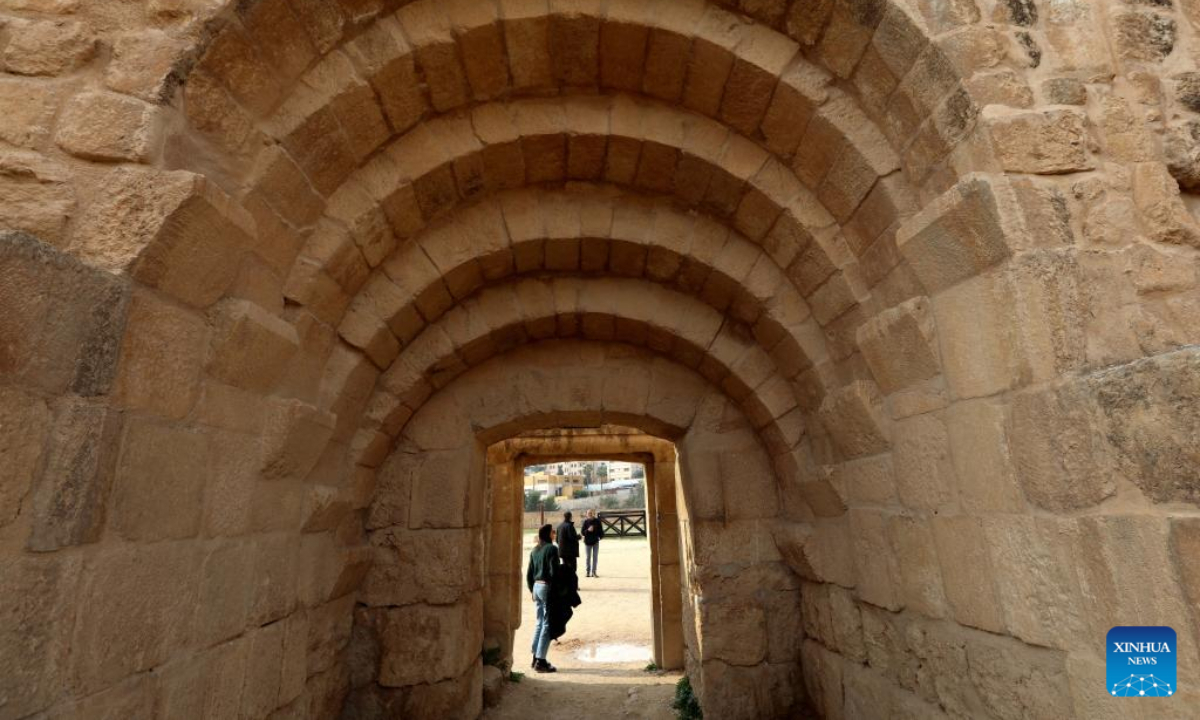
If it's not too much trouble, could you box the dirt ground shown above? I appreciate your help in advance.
[483,533,681,720]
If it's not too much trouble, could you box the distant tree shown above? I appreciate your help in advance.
[583,464,594,485]
[622,484,646,509]
[600,495,620,510]
[632,465,645,479]
[543,494,559,512]
[523,491,541,512]
[597,463,608,479]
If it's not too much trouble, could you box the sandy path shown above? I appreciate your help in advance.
[484,534,680,720]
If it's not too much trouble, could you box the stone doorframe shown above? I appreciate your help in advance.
[485,427,686,672]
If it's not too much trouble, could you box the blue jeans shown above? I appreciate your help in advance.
[585,543,599,574]
[531,582,551,660]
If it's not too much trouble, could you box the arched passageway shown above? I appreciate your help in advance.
[2,0,1199,718]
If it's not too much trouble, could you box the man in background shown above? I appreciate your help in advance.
[556,511,580,571]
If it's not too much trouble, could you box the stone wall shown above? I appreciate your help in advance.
[1,0,1199,718]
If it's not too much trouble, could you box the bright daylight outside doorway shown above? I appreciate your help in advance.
[484,458,680,718]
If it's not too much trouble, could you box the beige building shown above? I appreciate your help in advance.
[2,0,1199,718]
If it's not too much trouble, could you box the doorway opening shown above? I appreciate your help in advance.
[481,427,686,718]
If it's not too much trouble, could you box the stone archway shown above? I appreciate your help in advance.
[485,428,685,672]
[346,339,802,718]
[3,0,1200,718]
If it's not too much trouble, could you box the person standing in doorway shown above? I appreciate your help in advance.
[556,511,580,571]
[581,508,603,577]
[526,524,559,673]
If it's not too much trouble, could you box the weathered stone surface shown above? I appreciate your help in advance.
[816,380,890,460]
[1086,348,1200,505]
[944,398,1024,513]
[362,526,482,606]
[260,398,337,482]
[105,30,188,102]
[1132,162,1200,249]
[1007,380,1116,511]
[111,418,207,541]
[1,18,95,76]
[113,290,208,419]
[206,299,300,393]
[932,516,1005,633]
[986,107,1093,174]
[850,508,901,610]
[891,413,957,512]
[55,91,159,162]
[70,542,201,693]
[700,600,768,665]
[0,231,129,396]
[26,399,122,551]
[378,593,482,687]
[0,554,81,718]
[896,174,1020,294]
[0,149,74,246]
[856,296,941,394]
[0,386,51,530]
[74,168,255,307]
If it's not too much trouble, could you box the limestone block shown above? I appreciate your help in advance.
[888,514,947,619]
[70,542,201,693]
[801,640,845,720]
[362,526,482,606]
[1171,518,1200,628]
[1132,162,1200,249]
[892,413,957,513]
[55,91,159,162]
[0,554,81,718]
[856,297,941,394]
[1007,380,1116,511]
[816,380,890,460]
[26,399,122,551]
[250,533,300,626]
[1,18,94,76]
[0,231,128,396]
[408,448,482,529]
[111,418,206,542]
[379,593,482,687]
[1085,348,1200,505]
[828,452,897,507]
[206,299,299,393]
[309,594,355,677]
[964,631,1074,720]
[105,30,187,102]
[986,107,1093,175]
[194,540,254,649]
[943,398,1023,513]
[983,516,1086,650]
[931,515,1004,633]
[261,398,337,482]
[895,173,1021,294]
[700,599,768,665]
[0,386,51,530]
[241,620,287,719]
[850,509,901,610]
[75,167,255,307]
[113,290,208,419]
[0,146,76,243]
[930,270,1021,399]
[1112,10,1176,62]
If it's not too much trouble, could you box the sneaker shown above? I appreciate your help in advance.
[535,659,557,673]
[531,657,537,669]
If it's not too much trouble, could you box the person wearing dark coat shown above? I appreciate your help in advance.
[526,524,560,673]
[555,511,580,571]
[547,558,582,641]
[581,508,604,577]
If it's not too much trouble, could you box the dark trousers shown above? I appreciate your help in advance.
[563,556,577,571]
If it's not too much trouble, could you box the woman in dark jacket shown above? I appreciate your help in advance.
[526,524,560,672]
